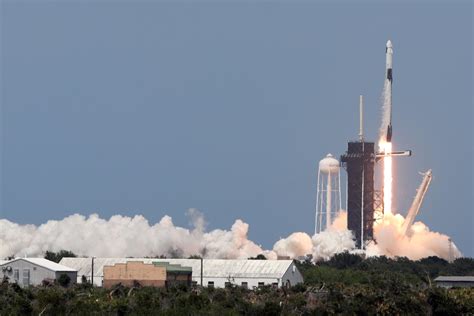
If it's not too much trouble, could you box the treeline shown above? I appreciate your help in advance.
[298,252,474,286]
[1,251,472,314]
[0,277,472,315]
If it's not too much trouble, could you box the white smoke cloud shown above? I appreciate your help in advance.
[0,211,264,259]
[0,209,461,261]
[273,232,313,258]
[367,212,462,260]
[272,212,355,261]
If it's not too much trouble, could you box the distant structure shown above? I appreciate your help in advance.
[315,154,342,234]
[103,261,192,288]
[0,258,77,287]
[60,258,303,289]
[340,95,376,249]
[434,276,474,288]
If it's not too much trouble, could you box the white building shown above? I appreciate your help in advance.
[0,258,77,287]
[434,276,474,288]
[59,258,304,289]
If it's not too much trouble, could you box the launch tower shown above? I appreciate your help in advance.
[339,41,411,249]
[340,141,376,249]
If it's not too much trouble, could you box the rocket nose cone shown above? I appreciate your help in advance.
[386,40,393,48]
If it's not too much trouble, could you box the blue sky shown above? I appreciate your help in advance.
[1,1,472,256]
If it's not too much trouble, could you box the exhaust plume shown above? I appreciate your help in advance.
[0,209,461,261]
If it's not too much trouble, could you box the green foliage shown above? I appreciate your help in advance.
[57,273,71,287]
[44,250,77,263]
[323,251,363,269]
[0,256,473,314]
[428,287,474,315]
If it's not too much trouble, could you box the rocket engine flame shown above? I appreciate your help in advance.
[379,141,393,215]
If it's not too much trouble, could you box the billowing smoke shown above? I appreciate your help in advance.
[0,209,461,261]
[273,211,461,261]
[0,209,265,259]
[367,212,462,260]
[272,212,355,261]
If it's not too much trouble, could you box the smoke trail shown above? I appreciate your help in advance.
[378,79,392,143]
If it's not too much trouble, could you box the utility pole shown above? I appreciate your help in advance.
[200,258,203,287]
[91,257,95,286]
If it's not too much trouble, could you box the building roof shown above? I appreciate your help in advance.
[153,262,192,273]
[434,276,474,282]
[1,258,76,272]
[60,258,296,279]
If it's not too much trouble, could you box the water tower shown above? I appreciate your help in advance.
[315,154,342,235]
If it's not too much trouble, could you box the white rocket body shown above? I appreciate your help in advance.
[385,40,393,142]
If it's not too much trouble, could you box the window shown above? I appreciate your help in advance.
[272,283,278,288]
[224,282,231,288]
[241,282,248,289]
[13,269,19,282]
[207,281,214,288]
[22,269,30,286]
[258,282,265,287]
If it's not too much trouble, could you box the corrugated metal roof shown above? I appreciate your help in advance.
[434,276,474,282]
[60,258,294,279]
[1,258,76,272]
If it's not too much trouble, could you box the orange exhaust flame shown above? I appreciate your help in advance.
[379,141,392,215]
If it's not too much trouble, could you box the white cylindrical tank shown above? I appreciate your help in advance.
[319,154,340,174]
[315,154,342,235]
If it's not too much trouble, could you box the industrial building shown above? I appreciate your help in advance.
[434,276,474,288]
[60,258,303,289]
[0,258,77,287]
[103,261,192,288]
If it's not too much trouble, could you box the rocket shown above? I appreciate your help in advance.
[385,40,393,142]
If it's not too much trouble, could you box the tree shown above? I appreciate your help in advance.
[44,250,77,263]
[188,255,202,259]
[324,252,363,269]
[57,274,71,287]
[249,254,267,260]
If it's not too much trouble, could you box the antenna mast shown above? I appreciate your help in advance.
[359,95,364,142]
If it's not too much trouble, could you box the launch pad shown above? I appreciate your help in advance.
[339,41,412,249]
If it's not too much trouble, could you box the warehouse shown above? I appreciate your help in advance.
[59,258,303,289]
[0,258,77,287]
[434,276,474,288]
